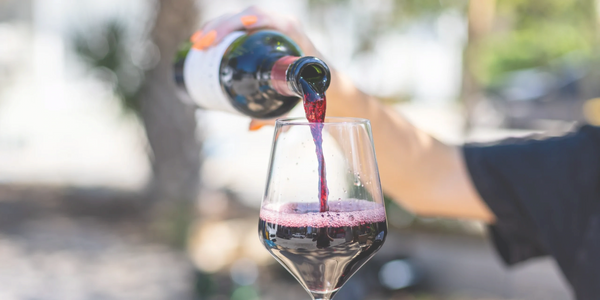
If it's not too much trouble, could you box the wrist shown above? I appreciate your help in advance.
[326,70,372,118]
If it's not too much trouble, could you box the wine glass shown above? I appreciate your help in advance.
[258,117,388,300]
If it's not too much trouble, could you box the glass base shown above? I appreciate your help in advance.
[310,290,338,300]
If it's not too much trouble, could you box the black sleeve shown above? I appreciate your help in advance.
[463,125,600,296]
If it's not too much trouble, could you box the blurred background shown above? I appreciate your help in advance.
[0,0,597,299]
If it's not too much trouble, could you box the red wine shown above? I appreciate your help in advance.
[258,200,387,295]
[300,77,329,212]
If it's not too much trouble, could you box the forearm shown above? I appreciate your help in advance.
[198,7,495,222]
[326,71,495,222]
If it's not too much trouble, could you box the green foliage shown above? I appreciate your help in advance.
[72,20,145,115]
[175,41,192,64]
[307,0,468,55]
[308,0,599,89]
[309,0,466,22]
[231,286,260,300]
[477,0,599,85]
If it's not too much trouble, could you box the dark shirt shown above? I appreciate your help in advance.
[463,125,600,300]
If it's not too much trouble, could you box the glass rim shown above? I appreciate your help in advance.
[276,117,370,126]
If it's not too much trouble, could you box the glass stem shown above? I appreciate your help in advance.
[311,291,336,300]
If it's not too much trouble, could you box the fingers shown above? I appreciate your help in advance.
[191,13,233,50]
[191,30,217,50]
[240,15,258,27]
[192,6,294,51]
[238,7,302,40]
[190,30,203,43]
[249,118,277,131]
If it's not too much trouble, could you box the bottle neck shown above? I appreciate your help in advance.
[270,56,331,97]
[271,56,300,97]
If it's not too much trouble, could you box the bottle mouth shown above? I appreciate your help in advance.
[270,56,331,97]
[288,57,331,94]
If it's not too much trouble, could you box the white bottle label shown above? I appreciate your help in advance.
[183,31,245,115]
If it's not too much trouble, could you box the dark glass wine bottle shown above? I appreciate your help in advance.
[174,30,330,119]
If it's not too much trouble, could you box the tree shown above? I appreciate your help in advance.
[139,0,201,207]
[73,0,202,215]
[463,0,600,129]
[461,0,496,130]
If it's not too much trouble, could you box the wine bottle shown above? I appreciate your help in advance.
[174,30,331,119]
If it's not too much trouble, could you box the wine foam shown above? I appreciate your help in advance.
[260,199,386,228]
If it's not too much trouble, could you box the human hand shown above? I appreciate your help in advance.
[191,6,322,131]
[191,6,320,56]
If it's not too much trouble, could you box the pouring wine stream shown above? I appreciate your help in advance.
[259,58,387,300]
[299,64,329,213]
